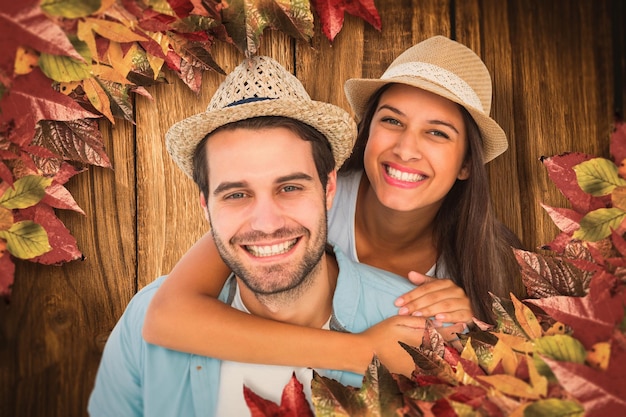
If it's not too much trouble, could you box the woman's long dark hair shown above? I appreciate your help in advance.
[341,84,526,323]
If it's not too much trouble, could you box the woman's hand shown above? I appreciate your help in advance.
[394,272,473,324]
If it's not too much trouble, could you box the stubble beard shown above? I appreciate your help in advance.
[210,215,328,309]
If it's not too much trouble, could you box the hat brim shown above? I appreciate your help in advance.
[344,77,508,163]
[166,99,357,179]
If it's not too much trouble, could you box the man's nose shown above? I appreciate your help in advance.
[249,196,285,233]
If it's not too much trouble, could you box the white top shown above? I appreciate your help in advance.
[215,285,330,416]
[328,170,445,278]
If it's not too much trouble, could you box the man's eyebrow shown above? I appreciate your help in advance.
[378,104,460,134]
[211,173,315,196]
[213,181,247,196]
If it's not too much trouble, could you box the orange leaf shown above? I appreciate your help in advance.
[492,332,535,354]
[476,374,541,400]
[14,46,39,75]
[511,293,542,339]
[83,78,114,123]
[82,18,148,44]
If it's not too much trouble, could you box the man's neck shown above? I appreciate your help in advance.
[237,250,339,328]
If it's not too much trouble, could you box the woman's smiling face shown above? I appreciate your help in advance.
[363,84,470,213]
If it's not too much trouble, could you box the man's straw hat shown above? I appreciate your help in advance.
[344,36,508,163]
[166,56,357,178]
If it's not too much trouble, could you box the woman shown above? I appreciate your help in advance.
[142,36,526,376]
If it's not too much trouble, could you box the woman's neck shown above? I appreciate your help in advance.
[354,175,440,276]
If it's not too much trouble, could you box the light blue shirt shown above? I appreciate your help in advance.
[88,246,416,417]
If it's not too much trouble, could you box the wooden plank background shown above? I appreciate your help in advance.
[1,0,624,415]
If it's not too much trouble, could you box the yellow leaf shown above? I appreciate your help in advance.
[0,207,13,230]
[0,176,53,209]
[148,0,177,16]
[460,336,478,362]
[574,157,626,196]
[39,53,91,82]
[14,47,39,75]
[534,335,587,363]
[95,0,117,14]
[492,332,534,353]
[146,54,165,80]
[573,207,626,242]
[454,360,480,386]
[82,18,148,43]
[511,293,542,339]
[0,221,51,259]
[527,354,548,397]
[476,374,541,400]
[77,20,98,65]
[105,42,131,79]
[91,65,133,85]
[585,341,611,370]
[83,78,115,123]
[59,81,81,95]
[544,321,567,335]
[41,0,101,18]
[492,339,519,375]
[612,185,626,211]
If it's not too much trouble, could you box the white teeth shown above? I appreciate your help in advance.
[246,239,297,257]
[386,166,425,182]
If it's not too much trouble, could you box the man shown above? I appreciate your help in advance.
[88,56,425,417]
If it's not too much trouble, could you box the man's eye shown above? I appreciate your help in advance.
[282,185,300,192]
[225,192,246,199]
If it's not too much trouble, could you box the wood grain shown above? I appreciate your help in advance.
[1,2,624,415]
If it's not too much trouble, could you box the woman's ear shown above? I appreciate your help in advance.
[458,161,471,180]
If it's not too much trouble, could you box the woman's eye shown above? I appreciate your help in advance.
[429,130,450,139]
[381,117,402,126]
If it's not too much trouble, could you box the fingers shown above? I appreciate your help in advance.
[395,278,473,323]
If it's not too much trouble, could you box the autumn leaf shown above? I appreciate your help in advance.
[13,204,82,265]
[0,2,83,74]
[0,175,52,209]
[573,207,626,242]
[40,0,102,19]
[38,53,92,83]
[511,293,542,339]
[0,220,51,259]
[83,78,115,123]
[574,157,626,196]
[312,0,381,42]
[523,398,584,416]
[0,251,16,300]
[541,153,609,213]
[221,0,314,57]
[33,119,111,168]
[527,271,626,347]
[0,68,99,147]
[244,373,314,417]
[513,248,591,298]
[42,183,85,214]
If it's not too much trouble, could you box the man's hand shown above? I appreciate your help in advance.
[394,272,473,324]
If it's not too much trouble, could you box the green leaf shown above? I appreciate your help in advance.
[534,334,586,364]
[574,158,626,196]
[0,175,53,209]
[0,220,51,259]
[40,0,102,19]
[39,53,92,82]
[523,398,584,416]
[573,207,626,242]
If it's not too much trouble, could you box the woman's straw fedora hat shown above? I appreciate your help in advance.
[344,36,507,163]
[167,56,357,178]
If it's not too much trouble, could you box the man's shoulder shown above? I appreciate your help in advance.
[333,246,413,292]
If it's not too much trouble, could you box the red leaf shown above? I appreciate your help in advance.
[540,204,583,234]
[610,121,626,164]
[0,69,99,146]
[244,373,314,417]
[541,153,610,213]
[527,271,626,347]
[312,0,381,42]
[542,351,626,415]
[42,183,85,214]
[0,251,16,301]
[14,204,83,265]
[0,3,83,74]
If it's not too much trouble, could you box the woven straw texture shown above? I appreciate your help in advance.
[166,56,357,179]
[344,36,508,163]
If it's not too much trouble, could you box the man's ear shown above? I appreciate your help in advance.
[199,192,210,222]
[325,170,337,210]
